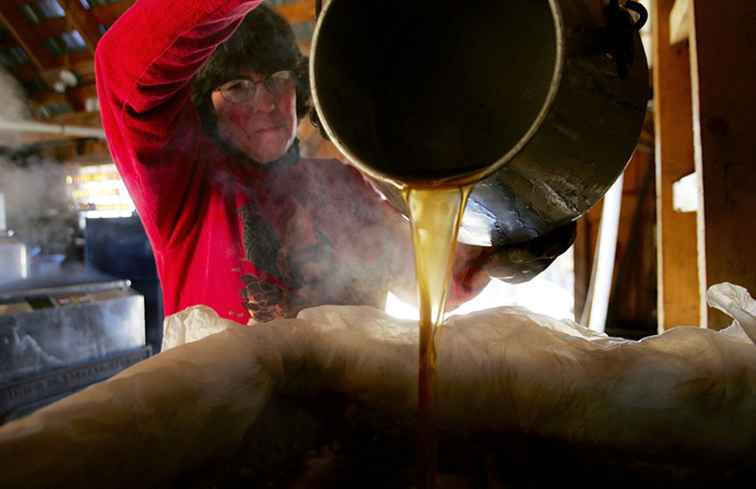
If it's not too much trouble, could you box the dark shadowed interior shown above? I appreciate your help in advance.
[313,0,558,183]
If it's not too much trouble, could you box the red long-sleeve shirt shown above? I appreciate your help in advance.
[96,0,486,324]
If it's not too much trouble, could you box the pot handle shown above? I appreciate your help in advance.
[605,0,649,79]
[624,1,649,30]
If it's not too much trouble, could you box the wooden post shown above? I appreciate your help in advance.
[653,0,700,332]
[689,0,756,329]
[669,0,691,45]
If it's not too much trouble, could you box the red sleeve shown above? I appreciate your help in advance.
[95,0,263,249]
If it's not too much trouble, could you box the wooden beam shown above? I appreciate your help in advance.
[5,109,103,146]
[22,17,68,38]
[574,203,602,324]
[91,1,136,26]
[0,4,96,73]
[47,108,101,128]
[65,82,98,110]
[670,0,691,45]
[0,38,18,49]
[0,3,57,71]
[10,63,39,83]
[690,0,756,329]
[64,0,102,53]
[653,0,700,332]
[19,131,90,144]
[2,3,89,41]
[35,56,93,89]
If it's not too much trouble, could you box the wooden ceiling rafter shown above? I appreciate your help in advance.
[2,0,319,131]
[0,0,113,114]
[89,1,135,27]
[62,0,103,53]
[0,2,58,72]
[0,38,19,50]
[11,63,40,83]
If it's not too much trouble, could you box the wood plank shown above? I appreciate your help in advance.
[0,38,18,49]
[64,0,102,53]
[66,82,98,110]
[1,4,81,39]
[652,0,700,331]
[0,3,57,70]
[10,63,39,83]
[607,146,658,336]
[23,17,68,38]
[0,4,94,72]
[669,0,691,45]
[689,0,756,329]
[47,109,101,128]
[574,201,602,324]
[39,56,94,83]
[91,1,136,26]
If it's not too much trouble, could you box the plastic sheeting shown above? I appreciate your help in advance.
[0,284,754,488]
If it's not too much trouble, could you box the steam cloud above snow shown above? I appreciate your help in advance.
[0,68,76,254]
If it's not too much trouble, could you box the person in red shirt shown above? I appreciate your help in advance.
[95,1,573,325]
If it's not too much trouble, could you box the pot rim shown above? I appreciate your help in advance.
[309,0,566,190]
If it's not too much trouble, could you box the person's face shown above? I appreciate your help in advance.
[211,70,297,164]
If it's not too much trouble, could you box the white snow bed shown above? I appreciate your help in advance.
[0,284,754,488]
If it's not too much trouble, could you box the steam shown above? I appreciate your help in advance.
[0,67,31,147]
[257,157,417,315]
[0,68,76,255]
[0,157,76,255]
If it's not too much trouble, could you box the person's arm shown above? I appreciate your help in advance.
[386,212,576,309]
[456,221,577,286]
[369,191,490,309]
[95,0,263,248]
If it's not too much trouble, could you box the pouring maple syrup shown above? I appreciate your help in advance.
[402,186,472,489]
[308,1,646,486]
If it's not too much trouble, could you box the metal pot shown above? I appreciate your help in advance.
[310,0,649,247]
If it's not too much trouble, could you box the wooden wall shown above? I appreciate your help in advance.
[654,0,756,330]
[575,141,658,338]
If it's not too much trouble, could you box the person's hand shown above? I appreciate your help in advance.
[480,221,577,284]
[448,221,577,306]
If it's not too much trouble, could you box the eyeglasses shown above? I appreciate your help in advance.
[215,71,296,104]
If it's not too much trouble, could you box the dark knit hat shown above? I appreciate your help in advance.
[192,5,311,132]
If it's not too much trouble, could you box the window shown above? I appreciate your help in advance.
[46,37,65,56]
[9,47,30,65]
[61,30,86,52]
[0,47,30,68]
[21,4,40,24]
[46,31,87,56]
[36,0,65,19]
[22,1,66,23]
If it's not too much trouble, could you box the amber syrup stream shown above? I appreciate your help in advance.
[403,186,471,489]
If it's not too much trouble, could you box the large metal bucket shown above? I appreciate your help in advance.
[310,0,649,246]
